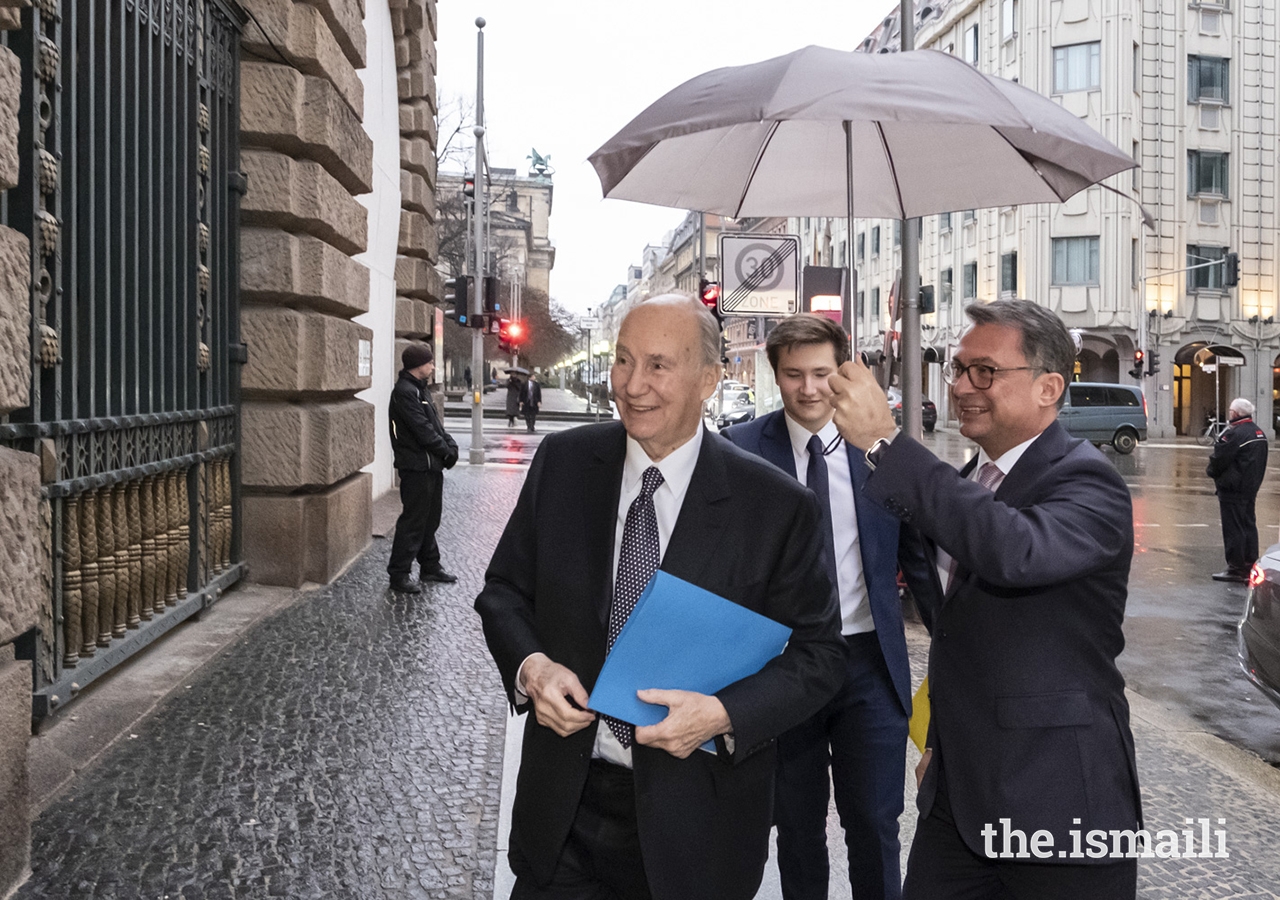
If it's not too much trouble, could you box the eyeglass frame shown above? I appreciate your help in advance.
[942,361,1047,390]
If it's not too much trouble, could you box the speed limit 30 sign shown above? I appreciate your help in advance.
[718,234,800,317]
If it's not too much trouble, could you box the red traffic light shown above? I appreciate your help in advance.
[463,176,475,198]
[1133,350,1144,363]
[508,321,525,343]
[699,279,720,310]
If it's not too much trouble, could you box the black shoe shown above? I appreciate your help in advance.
[420,568,458,584]
[1211,570,1250,583]
[390,577,422,594]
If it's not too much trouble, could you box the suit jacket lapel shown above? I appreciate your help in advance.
[758,412,797,478]
[663,429,730,585]
[939,455,980,604]
[585,424,627,629]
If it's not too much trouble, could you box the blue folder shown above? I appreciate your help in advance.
[588,571,793,733]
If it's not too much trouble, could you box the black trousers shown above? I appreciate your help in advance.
[510,760,651,900]
[525,407,540,432]
[902,772,1136,900]
[1218,496,1259,575]
[387,468,443,579]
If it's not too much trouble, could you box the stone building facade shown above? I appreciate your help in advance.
[844,0,1280,437]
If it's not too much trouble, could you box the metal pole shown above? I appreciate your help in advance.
[844,121,857,350]
[898,0,922,440]
[470,18,487,465]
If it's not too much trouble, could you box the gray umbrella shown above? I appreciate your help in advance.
[589,45,1137,221]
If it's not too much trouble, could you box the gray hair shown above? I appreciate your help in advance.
[963,299,1075,407]
[633,293,721,369]
[1230,397,1256,418]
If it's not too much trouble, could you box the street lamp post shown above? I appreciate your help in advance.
[470,18,487,465]
[898,0,923,441]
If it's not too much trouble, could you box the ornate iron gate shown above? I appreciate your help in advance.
[0,0,246,720]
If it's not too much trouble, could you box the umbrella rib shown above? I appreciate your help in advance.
[873,122,906,219]
[731,121,781,217]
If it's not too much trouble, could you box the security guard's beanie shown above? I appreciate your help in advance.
[402,344,433,370]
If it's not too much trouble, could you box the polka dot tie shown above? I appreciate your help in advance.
[603,465,665,747]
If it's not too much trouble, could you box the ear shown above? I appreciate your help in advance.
[699,365,719,402]
[1038,372,1065,409]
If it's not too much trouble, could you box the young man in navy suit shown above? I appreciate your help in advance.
[828,300,1141,900]
[723,314,911,900]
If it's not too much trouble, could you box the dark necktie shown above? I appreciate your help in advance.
[604,466,665,747]
[806,435,840,596]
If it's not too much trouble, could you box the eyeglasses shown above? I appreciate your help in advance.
[943,362,1044,390]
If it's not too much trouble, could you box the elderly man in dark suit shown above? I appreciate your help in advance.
[475,294,845,900]
[723,313,910,900]
[827,299,1142,900]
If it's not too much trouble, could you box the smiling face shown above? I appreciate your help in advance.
[611,300,718,462]
[950,323,1063,459]
[776,342,838,433]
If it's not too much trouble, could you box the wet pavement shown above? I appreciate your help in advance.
[15,426,1280,898]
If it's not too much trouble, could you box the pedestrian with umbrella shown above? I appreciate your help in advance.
[505,367,527,428]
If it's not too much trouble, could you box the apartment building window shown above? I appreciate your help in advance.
[1133,43,1141,94]
[962,209,976,224]
[1002,0,1017,40]
[939,211,952,232]
[965,24,979,65]
[894,220,902,246]
[963,262,978,299]
[1133,141,1140,191]
[872,226,881,255]
[941,267,953,307]
[1188,245,1228,291]
[857,232,865,261]
[1188,150,1229,197]
[1000,252,1018,294]
[1053,42,1101,93]
[1132,239,1141,288]
[1188,56,1230,104]
[857,290,866,316]
[872,287,881,315]
[1051,236,1100,285]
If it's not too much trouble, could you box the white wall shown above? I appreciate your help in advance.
[355,0,403,500]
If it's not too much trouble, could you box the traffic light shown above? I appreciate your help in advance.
[1147,347,1160,377]
[444,275,471,326]
[462,175,475,199]
[499,318,528,355]
[483,275,500,314]
[1129,349,1145,379]
[1224,251,1240,287]
[699,278,722,321]
[720,332,730,365]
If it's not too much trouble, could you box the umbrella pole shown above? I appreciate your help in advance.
[844,120,857,351]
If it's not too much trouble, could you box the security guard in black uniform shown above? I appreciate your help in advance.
[1207,397,1269,583]
[388,344,459,593]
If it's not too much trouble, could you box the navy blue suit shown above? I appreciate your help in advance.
[724,410,910,900]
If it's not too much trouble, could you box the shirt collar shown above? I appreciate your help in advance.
[783,412,840,458]
[623,425,704,497]
[976,430,1042,476]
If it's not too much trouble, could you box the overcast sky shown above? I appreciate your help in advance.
[434,1,889,314]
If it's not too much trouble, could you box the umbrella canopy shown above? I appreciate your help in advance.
[504,366,530,376]
[589,46,1136,220]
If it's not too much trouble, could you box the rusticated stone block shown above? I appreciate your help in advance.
[0,48,19,191]
[396,58,435,108]
[243,471,371,586]
[241,305,373,397]
[241,149,368,255]
[394,255,443,304]
[399,136,436,189]
[389,2,423,38]
[400,169,435,220]
[398,209,432,261]
[240,0,363,118]
[241,398,374,490]
[241,227,370,317]
[240,62,373,195]
[0,648,31,897]
[394,32,426,69]
[0,447,42,645]
[394,296,432,337]
[425,0,437,41]
[298,0,366,70]
[0,226,31,416]
[398,99,436,144]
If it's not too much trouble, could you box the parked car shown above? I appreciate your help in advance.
[714,389,756,430]
[1239,545,1280,711]
[886,388,937,433]
[1056,382,1148,454]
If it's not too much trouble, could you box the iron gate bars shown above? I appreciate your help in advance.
[0,0,246,720]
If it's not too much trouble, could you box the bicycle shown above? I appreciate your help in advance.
[1197,414,1229,446]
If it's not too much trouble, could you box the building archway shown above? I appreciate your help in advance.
[1174,342,1245,435]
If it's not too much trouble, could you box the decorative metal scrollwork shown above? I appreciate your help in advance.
[37,210,59,256]
[37,37,59,83]
[38,150,58,195]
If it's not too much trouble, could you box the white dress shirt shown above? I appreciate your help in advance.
[936,431,1041,591]
[784,414,875,636]
[516,426,705,769]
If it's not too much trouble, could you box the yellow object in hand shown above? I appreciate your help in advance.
[909,677,930,753]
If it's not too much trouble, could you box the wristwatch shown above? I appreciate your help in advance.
[864,430,900,471]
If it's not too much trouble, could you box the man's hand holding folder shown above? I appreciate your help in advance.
[634,689,732,759]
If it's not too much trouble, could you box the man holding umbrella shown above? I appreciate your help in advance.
[506,368,527,428]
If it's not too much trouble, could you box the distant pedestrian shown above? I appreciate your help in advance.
[1208,397,1269,583]
[491,365,498,383]
[388,344,458,594]
[523,377,543,433]
[506,373,524,427]
[464,366,472,390]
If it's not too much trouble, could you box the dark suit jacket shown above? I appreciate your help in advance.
[722,410,911,715]
[474,422,845,900]
[869,421,1141,862]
